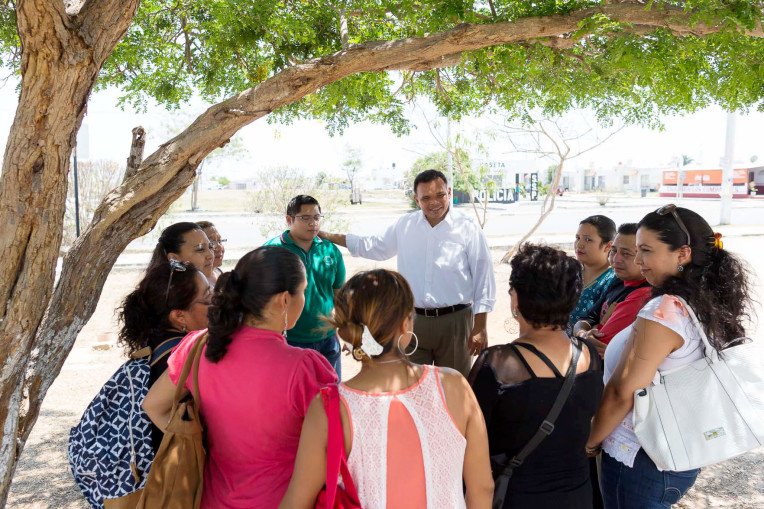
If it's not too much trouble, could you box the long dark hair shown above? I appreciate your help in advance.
[118,261,201,354]
[205,246,306,362]
[147,222,204,271]
[638,208,753,350]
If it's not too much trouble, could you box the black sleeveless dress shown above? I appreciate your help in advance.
[469,338,603,509]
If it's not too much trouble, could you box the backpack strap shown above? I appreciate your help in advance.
[491,338,582,509]
[149,336,184,367]
[130,346,152,360]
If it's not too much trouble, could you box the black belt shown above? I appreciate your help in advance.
[414,303,470,318]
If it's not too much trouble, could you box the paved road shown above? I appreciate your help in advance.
[112,192,764,268]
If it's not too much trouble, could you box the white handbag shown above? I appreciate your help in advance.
[632,296,764,472]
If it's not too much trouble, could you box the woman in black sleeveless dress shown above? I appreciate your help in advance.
[469,244,604,508]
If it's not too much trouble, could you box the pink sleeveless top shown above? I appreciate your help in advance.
[338,366,467,509]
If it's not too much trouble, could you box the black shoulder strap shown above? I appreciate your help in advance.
[149,336,184,367]
[491,338,583,509]
[513,343,564,378]
[507,343,537,379]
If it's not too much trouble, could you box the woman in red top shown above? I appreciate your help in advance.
[144,246,337,508]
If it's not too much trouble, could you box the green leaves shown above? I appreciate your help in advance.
[3,1,764,130]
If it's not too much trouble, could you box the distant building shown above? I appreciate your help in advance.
[661,167,756,199]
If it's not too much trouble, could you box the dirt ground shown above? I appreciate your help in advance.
[7,246,764,508]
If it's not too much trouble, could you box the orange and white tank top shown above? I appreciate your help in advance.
[338,365,467,509]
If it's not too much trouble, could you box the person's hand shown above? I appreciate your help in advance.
[585,443,602,458]
[317,230,327,239]
[583,329,607,358]
[468,328,488,356]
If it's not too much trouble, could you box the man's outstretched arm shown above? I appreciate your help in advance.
[321,220,399,261]
[318,231,347,247]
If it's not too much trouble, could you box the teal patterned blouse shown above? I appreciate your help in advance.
[568,267,616,333]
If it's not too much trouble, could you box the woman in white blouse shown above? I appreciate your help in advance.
[585,205,753,508]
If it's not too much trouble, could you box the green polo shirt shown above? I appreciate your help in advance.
[263,231,346,343]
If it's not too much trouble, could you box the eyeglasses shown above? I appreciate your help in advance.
[166,259,188,304]
[193,243,214,252]
[291,214,324,223]
[209,239,227,248]
[656,204,691,246]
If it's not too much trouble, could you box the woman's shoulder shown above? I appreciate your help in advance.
[469,343,537,386]
[291,347,338,381]
[435,365,469,388]
[166,329,208,383]
[638,294,689,323]
[636,294,701,351]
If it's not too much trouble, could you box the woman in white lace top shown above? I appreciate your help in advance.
[280,269,494,508]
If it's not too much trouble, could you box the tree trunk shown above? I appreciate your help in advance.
[0,0,139,503]
[0,1,759,503]
[500,157,566,263]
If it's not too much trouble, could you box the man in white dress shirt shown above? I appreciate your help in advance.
[319,169,496,376]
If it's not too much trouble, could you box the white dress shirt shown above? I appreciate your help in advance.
[346,208,496,314]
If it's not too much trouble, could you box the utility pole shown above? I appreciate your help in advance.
[720,112,736,225]
[446,117,454,196]
[73,144,80,237]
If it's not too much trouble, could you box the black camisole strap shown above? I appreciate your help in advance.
[513,342,564,378]
[507,343,538,379]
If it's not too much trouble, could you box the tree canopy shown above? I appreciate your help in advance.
[1,0,764,503]
[3,1,764,134]
[410,150,482,192]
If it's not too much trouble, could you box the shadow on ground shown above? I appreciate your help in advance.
[8,408,88,508]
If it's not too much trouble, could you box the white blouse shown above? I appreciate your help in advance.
[602,295,705,467]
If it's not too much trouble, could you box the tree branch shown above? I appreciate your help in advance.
[75,0,141,63]
[124,126,146,181]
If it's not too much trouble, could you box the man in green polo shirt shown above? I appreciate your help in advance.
[263,194,346,377]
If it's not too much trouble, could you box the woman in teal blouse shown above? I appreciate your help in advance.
[568,215,617,333]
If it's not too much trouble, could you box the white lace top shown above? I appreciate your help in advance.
[338,366,467,509]
[602,295,704,467]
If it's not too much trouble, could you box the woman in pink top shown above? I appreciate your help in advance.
[280,269,494,508]
[143,246,337,508]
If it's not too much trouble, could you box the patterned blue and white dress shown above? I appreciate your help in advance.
[568,267,616,333]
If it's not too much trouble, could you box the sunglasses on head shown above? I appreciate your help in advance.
[166,259,188,305]
[656,204,691,246]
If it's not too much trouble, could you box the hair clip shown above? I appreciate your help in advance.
[713,232,723,250]
[340,338,365,361]
[230,269,240,283]
[360,324,383,357]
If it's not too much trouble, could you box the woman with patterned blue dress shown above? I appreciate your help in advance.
[568,215,617,335]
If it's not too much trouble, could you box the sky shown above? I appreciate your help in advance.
[1,77,762,186]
